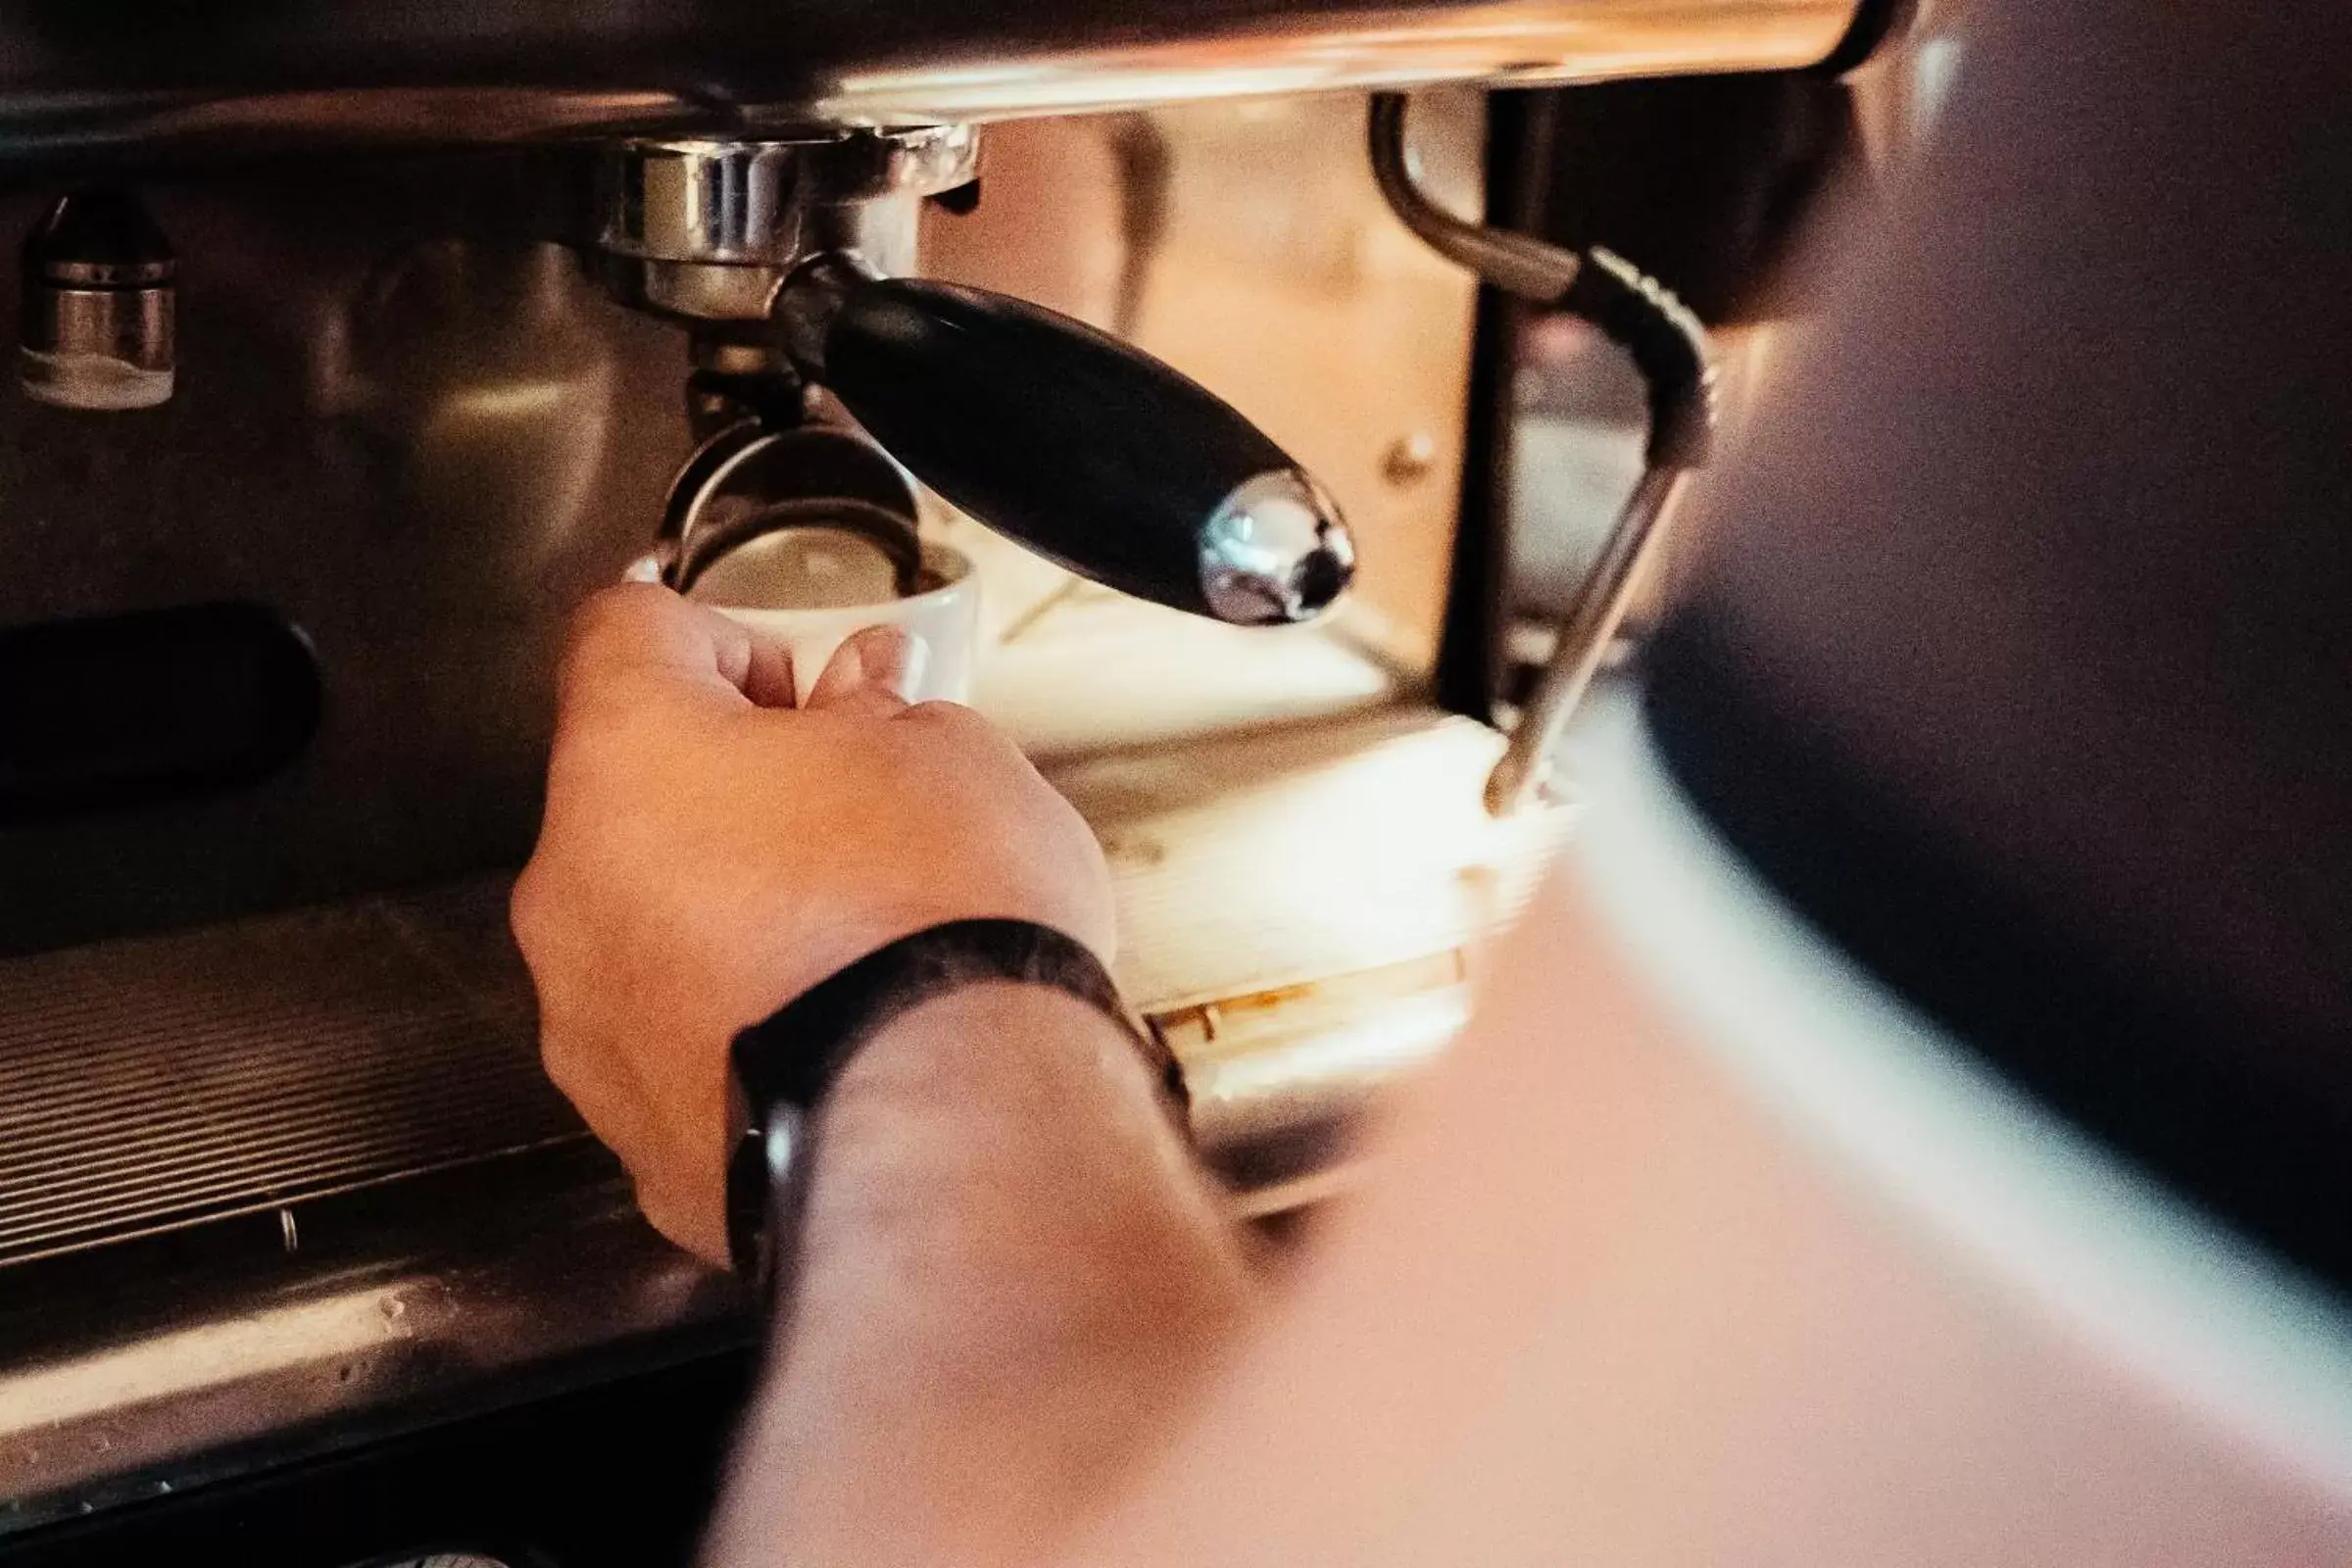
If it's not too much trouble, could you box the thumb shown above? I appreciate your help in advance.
[803,625,925,718]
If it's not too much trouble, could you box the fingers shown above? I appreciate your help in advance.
[736,632,799,710]
[560,584,797,712]
[804,625,925,719]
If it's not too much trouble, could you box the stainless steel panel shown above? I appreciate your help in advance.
[0,2,1860,163]
[0,883,575,1267]
[814,0,1861,122]
[0,162,688,956]
[0,1173,743,1532]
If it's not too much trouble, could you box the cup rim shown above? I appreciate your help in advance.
[696,538,973,616]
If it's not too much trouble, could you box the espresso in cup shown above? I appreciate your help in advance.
[691,532,979,707]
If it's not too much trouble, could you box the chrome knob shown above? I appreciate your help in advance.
[19,188,175,412]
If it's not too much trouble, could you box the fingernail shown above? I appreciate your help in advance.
[843,627,925,698]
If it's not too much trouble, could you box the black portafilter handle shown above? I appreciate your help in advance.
[774,270,1355,626]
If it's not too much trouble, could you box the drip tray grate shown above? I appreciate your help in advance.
[0,881,580,1267]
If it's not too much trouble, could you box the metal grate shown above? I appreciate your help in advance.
[0,881,581,1267]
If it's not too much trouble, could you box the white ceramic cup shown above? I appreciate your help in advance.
[705,540,979,707]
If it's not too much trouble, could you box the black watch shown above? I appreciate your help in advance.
[723,918,1183,1305]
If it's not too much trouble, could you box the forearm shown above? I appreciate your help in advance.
[706,981,1255,1568]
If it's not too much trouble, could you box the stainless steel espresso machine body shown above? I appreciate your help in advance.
[0,0,1871,1554]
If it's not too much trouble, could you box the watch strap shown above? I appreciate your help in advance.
[724,918,1181,1298]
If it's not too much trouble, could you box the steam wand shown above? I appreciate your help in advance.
[1368,93,1716,816]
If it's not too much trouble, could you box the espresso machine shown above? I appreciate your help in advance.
[0,1,1886,1557]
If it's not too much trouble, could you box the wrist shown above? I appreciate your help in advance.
[830,979,1184,1137]
[726,919,1179,1298]
[710,980,1250,1568]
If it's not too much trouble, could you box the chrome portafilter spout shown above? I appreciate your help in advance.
[1367,92,1718,816]
[590,129,1355,628]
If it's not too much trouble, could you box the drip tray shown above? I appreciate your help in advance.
[0,883,580,1269]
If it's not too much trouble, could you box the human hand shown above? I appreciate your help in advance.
[511,584,1116,1262]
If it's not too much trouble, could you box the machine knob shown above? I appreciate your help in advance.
[792,274,1354,626]
[19,188,175,412]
